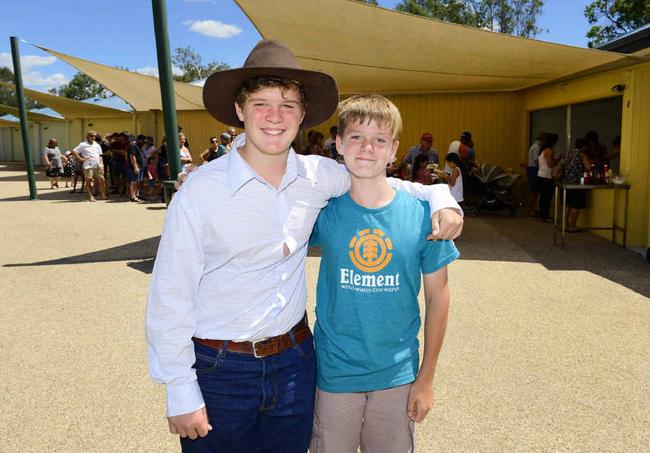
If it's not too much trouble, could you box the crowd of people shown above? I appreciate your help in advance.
[387,130,476,206]
[526,129,621,230]
[41,127,238,203]
[295,126,475,208]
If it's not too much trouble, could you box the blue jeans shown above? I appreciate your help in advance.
[180,333,316,453]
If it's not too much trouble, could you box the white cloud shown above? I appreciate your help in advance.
[135,65,183,77]
[0,52,56,71]
[0,52,65,90]
[22,71,69,90]
[183,20,242,39]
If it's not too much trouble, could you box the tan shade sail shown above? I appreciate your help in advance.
[34,45,205,111]
[0,81,132,119]
[0,104,65,122]
[235,0,639,94]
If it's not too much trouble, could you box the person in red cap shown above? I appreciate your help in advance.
[146,39,463,453]
[401,132,440,167]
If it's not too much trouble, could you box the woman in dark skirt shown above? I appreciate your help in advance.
[563,138,591,232]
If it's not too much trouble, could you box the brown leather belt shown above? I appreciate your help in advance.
[193,316,311,358]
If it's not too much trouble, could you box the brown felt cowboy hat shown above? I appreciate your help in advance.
[202,39,339,128]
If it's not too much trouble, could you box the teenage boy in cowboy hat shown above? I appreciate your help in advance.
[146,39,463,453]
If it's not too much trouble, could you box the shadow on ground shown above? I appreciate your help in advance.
[3,236,161,273]
[0,189,165,205]
[4,209,648,297]
[0,173,47,182]
[458,210,650,298]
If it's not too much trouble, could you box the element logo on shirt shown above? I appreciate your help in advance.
[348,228,393,273]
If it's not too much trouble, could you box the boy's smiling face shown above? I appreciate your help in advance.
[235,86,305,157]
[337,119,398,181]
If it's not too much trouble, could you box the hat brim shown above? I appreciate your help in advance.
[203,67,339,128]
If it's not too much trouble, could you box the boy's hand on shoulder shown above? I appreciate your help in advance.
[174,164,199,190]
[428,208,463,240]
[407,378,434,423]
[168,406,213,440]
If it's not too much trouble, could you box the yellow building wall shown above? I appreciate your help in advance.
[307,92,527,170]
[627,64,650,252]
[80,116,134,140]
[39,122,68,151]
[153,110,238,162]
[524,61,650,249]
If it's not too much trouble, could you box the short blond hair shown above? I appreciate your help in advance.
[337,94,402,141]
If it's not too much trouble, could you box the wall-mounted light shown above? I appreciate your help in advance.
[611,84,626,93]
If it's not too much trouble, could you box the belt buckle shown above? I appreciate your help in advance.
[252,338,268,358]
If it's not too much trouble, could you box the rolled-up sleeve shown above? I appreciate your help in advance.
[146,190,206,416]
[387,178,463,216]
[320,159,351,198]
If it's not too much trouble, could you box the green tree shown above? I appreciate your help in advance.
[357,0,379,5]
[585,0,650,47]
[172,46,230,83]
[48,71,111,100]
[395,0,545,38]
[0,66,43,109]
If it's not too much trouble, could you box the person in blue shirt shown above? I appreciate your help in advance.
[309,94,460,453]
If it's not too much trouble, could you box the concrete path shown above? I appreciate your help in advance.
[1,164,647,452]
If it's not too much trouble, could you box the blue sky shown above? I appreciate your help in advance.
[1,0,595,92]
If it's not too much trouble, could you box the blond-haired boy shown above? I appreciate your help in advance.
[309,94,459,452]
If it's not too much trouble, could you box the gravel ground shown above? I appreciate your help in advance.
[1,164,647,452]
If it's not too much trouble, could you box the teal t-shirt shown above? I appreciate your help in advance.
[310,190,460,393]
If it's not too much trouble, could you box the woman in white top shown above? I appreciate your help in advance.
[537,133,560,222]
[179,133,193,172]
[445,152,464,204]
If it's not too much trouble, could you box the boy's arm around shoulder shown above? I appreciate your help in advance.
[388,178,463,240]
[313,159,462,241]
[306,154,351,198]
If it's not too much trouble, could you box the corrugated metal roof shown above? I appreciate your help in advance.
[81,95,133,112]
[30,107,65,119]
[0,104,65,122]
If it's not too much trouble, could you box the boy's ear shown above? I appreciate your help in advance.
[335,135,344,155]
[389,140,399,164]
[235,102,244,122]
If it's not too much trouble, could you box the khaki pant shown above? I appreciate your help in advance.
[84,166,104,180]
[310,384,415,453]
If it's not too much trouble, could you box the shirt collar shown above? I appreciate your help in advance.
[227,146,318,195]
[227,148,256,195]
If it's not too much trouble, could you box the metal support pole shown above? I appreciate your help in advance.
[10,36,37,199]
[151,0,181,183]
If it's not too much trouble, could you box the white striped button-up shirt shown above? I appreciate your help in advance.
[146,147,460,416]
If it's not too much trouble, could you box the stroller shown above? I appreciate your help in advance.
[465,164,521,217]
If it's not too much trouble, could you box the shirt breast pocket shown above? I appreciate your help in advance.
[284,180,325,252]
